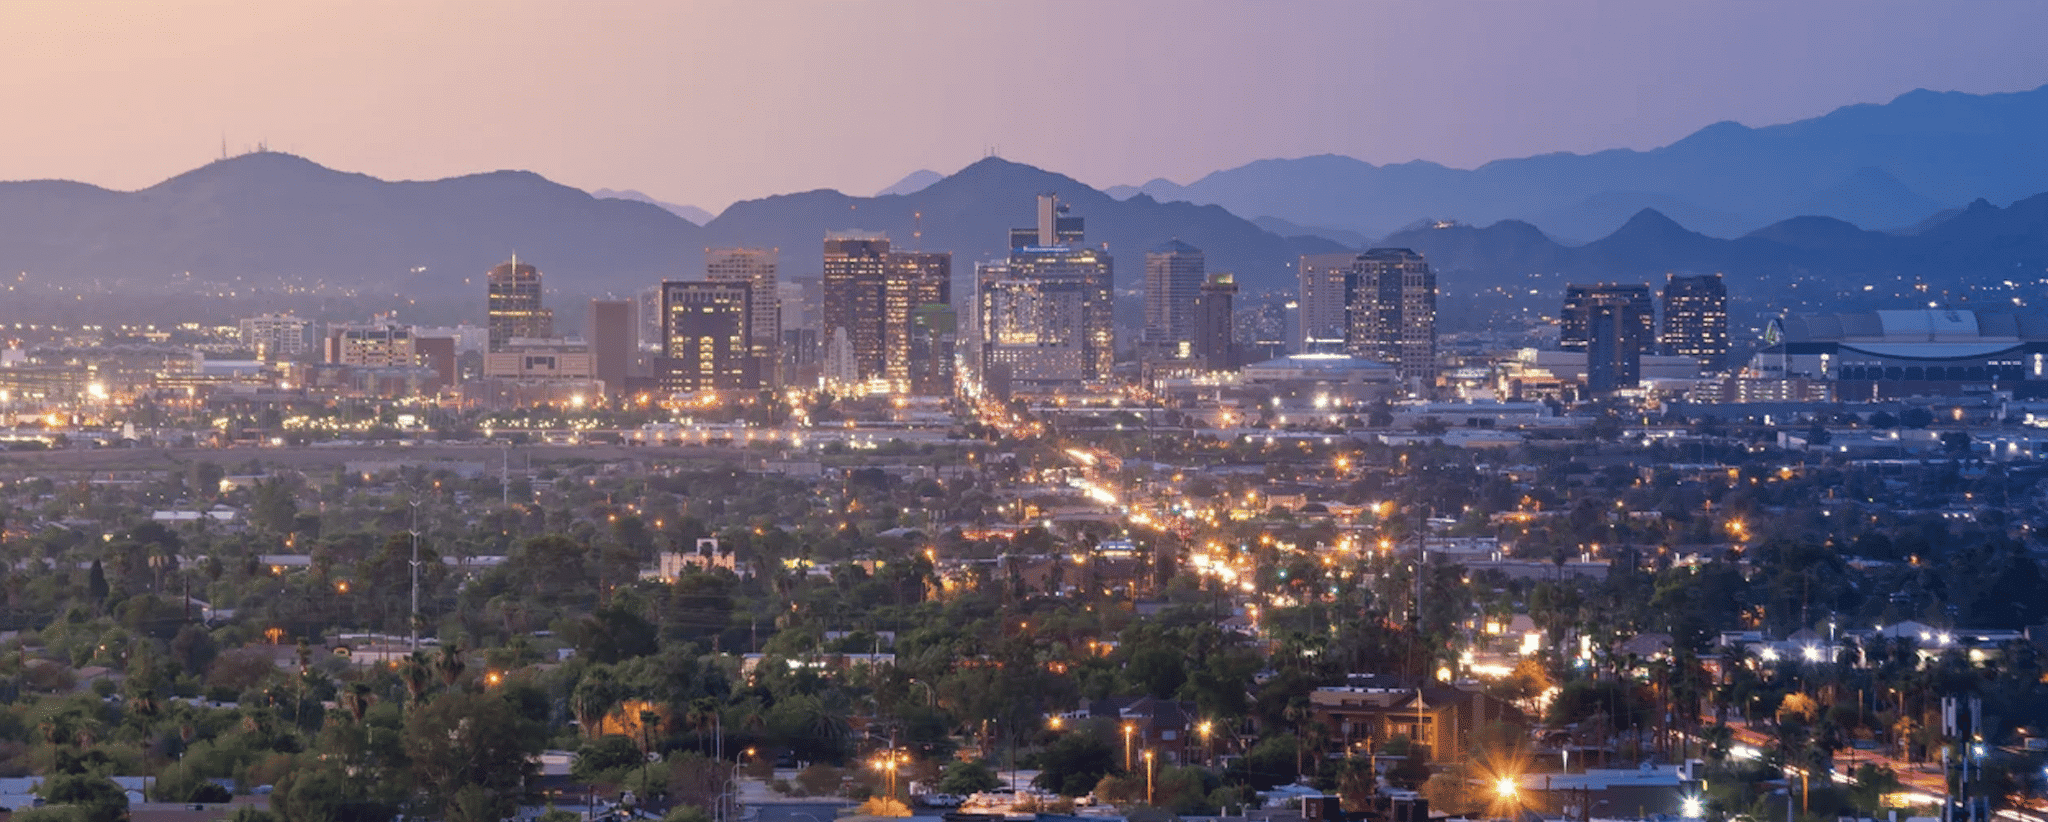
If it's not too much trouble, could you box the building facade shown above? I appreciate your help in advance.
[1193,273,1238,370]
[707,248,781,387]
[1586,301,1649,394]
[586,299,636,399]
[1344,248,1437,389]
[1298,252,1355,349]
[821,233,892,387]
[326,315,419,368]
[975,195,1114,393]
[886,250,952,392]
[1143,240,1205,357]
[659,280,755,393]
[239,314,312,361]
[1561,284,1654,354]
[1661,273,1730,372]
[482,339,596,381]
[487,257,553,353]
[1752,309,2048,399]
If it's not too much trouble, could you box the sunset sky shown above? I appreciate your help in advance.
[5,0,2046,213]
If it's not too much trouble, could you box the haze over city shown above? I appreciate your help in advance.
[3,1,2046,211]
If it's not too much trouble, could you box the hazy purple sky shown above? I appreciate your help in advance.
[5,1,2045,212]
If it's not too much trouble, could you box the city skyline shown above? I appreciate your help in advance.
[0,2,2043,211]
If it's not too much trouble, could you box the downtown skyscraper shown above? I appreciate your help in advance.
[707,248,782,386]
[659,279,755,392]
[1341,248,1437,389]
[1297,252,1355,349]
[820,232,953,393]
[1660,273,1730,373]
[1143,239,1205,358]
[486,256,553,352]
[975,195,1114,393]
[1562,283,1655,395]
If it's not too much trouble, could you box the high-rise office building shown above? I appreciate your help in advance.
[326,314,419,368]
[886,250,951,390]
[1586,301,1649,394]
[1661,273,1730,372]
[586,299,636,399]
[1144,240,1205,357]
[707,248,782,386]
[1298,253,1355,349]
[1344,248,1438,387]
[977,260,1092,388]
[975,195,1114,389]
[487,256,553,352]
[1194,273,1239,369]
[1007,193,1085,250]
[1561,284,1654,354]
[819,234,954,392]
[659,280,755,392]
[239,314,313,361]
[908,303,958,396]
[821,233,891,386]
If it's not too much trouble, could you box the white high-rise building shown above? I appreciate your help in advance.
[707,248,782,386]
[239,314,312,361]
[1298,253,1354,349]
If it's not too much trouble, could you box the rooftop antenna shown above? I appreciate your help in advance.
[914,211,923,250]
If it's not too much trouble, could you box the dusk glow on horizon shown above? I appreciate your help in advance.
[4,0,2046,211]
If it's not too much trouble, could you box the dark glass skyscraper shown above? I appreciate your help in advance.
[1560,284,1654,355]
[1661,273,1730,372]
[1144,240,1205,356]
[659,280,754,392]
[1343,248,1437,388]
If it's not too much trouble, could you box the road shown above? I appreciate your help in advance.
[1713,715,1948,801]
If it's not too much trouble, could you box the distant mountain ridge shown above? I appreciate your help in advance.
[0,152,701,298]
[592,188,715,225]
[0,152,1341,300]
[1379,196,2048,324]
[874,170,943,197]
[1119,84,2048,241]
[698,157,1345,290]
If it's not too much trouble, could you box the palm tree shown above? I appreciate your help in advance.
[342,682,377,723]
[686,697,721,755]
[400,651,434,707]
[571,673,621,739]
[433,642,466,690]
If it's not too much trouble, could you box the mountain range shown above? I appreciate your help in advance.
[0,153,1341,299]
[1378,196,2048,321]
[591,188,714,225]
[1111,84,2048,242]
[3,98,2047,323]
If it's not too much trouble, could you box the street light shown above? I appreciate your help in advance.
[1144,749,1155,806]
[1124,721,1136,771]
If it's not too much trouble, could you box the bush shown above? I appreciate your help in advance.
[793,765,842,797]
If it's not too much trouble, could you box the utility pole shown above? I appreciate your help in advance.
[408,486,422,651]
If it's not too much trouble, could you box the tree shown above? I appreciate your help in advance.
[403,691,543,822]
[573,735,644,784]
[939,759,1001,795]
[251,479,299,535]
[40,773,129,822]
[1940,430,1971,455]
[1033,729,1119,796]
